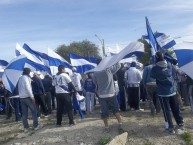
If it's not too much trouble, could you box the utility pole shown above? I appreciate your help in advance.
[95,34,105,58]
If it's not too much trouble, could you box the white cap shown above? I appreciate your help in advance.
[34,71,41,76]
[72,67,77,71]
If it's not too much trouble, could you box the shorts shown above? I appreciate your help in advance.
[99,96,120,119]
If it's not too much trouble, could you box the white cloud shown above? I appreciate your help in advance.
[0,0,26,5]
[133,0,193,12]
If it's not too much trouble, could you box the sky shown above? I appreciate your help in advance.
[0,0,193,61]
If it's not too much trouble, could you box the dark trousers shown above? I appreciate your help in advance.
[119,86,126,111]
[5,97,12,119]
[127,87,140,110]
[51,90,56,110]
[45,92,52,114]
[13,98,22,122]
[34,94,48,117]
[56,93,74,125]
[159,95,184,129]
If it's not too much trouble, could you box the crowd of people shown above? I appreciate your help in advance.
[0,51,192,134]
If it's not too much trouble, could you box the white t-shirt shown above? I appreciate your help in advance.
[70,72,82,91]
[54,73,72,94]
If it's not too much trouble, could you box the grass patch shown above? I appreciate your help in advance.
[0,134,17,144]
[118,129,126,134]
[181,132,193,145]
[143,139,154,145]
[98,135,112,145]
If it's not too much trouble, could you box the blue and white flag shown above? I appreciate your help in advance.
[164,52,174,63]
[47,48,72,75]
[2,55,27,93]
[86,41,144,73]
[0,60,8,69]
[0,60,8,78]
[145,17,160,62]
[70,53,98,74]
[16,43,51,74]
[174,41,193,79]
[143,32,176,50]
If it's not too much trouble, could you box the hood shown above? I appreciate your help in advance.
[156,60,167,68]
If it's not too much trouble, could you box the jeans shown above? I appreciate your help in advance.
[20,97,38,129]
[85,92,95,113]
[146,85,161,114]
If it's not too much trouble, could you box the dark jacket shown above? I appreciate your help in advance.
[116,68,125,86]
[151,60,176,96]
[31,76,45,95]
[84,78,96,93]
[42,77,52,92]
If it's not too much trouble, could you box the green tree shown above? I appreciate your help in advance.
[55,40,100,62]
[137,38,152,65]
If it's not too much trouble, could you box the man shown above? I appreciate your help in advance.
[125,62,142,110]
[172,59,185,111]
[53,65,77,126]
[70,67,83,95]
[18,68,38,132]
[143,62,161,115]
[32,72,48,117]
[116,63,126,111]
[93,63,122,132]
[151,52,184,134]
[42,75,53,114]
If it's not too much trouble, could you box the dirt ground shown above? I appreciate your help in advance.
[1,104,193,145]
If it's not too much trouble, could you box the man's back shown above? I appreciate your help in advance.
[93,63,120,98]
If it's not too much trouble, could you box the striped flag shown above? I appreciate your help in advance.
[16,43,51,74]
[2,55,27,93]
[143,32,176,50]
[69,53,98,74]
[0,60,8,78]
[86,41,144,73]
[174,41,193,79]
[145,17,160,62]
[47,48,72,75]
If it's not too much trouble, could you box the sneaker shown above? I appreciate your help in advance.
[135,108,144,112]
[24,128,29,133]
[130,108,135,111]
[69,121,76,126]
[103,127,110,133]
[44,115,49,118]
[56,124,62,127]
[176,128,185,135]
[168,128,175,134]
[180,107,185,111]
[34,125,40,131]
[178,125,185,130]
[118,123,123,131]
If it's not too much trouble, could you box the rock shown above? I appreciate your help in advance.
[107,132,128,145]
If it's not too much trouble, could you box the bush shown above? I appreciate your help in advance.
[98,135,112,145]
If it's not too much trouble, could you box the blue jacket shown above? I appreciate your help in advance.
[142,64,156,85]
[151,60,176,96]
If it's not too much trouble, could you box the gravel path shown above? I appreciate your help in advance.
[1,106,193,145]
